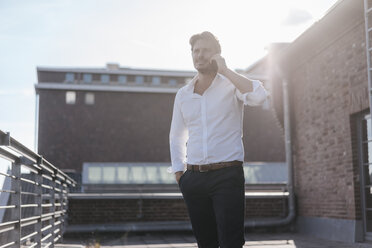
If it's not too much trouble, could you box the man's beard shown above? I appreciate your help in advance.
[197,61,218,74]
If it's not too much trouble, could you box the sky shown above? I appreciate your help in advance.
[0,0,339,153]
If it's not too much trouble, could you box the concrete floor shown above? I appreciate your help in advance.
[56,232,372,248]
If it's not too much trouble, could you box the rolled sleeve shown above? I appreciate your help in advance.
[236,80,269,106]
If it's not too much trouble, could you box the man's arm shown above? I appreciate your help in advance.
[210,54,253,93]
[211,54,268,105]
[169,91,188,183]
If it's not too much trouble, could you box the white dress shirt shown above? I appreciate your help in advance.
[169,73,268,173]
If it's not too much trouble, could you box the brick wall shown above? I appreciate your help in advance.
[38,90,175,172]
[67,198,288,225]
[38,89,285,173]
[288,21,368,220]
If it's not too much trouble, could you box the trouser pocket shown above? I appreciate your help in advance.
[178,170,188,187]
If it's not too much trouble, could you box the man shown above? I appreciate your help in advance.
[169,31,268,248]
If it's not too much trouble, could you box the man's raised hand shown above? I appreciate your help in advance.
[210,54,228,74]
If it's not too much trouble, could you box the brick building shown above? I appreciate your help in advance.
[245,0,371,243]
[35,63,287,231]
[36,64,194,173]
[35,63,285,179]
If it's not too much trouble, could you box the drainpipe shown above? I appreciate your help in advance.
[244,78,295,227]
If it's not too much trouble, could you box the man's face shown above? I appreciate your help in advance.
[192,39,218,73]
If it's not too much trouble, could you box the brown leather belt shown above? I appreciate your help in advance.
[187,160,243,172]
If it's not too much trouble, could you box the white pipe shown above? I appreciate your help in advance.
[244,78,295,227]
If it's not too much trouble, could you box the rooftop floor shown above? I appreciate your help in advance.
[56,232,372,248]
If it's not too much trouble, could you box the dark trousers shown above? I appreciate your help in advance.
[179,165,246,248]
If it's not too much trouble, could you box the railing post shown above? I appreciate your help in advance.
[58,178,64,242]
[50,171,56,247]
[34,157,43,248]
[11,159,21,247]
[62,181,69,237]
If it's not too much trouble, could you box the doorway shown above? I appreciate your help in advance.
[358,113,372,240]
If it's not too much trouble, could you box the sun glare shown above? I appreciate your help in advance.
[200,0,338,68]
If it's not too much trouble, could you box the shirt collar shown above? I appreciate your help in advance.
[187,73,221,92]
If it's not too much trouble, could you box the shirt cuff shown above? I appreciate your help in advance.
[167,164,185,174]
[241,80,268,106]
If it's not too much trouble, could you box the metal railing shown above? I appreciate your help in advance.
[0,130,76,247]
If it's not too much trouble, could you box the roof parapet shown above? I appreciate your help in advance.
[106,63,120,70]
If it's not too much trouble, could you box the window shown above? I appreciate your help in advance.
[118,75,127,84]
[168,79,177,86]
[83,73,92,83]
[117,167,129,183]
[152,76,161,85]
[146,167,159,183]
[85,93,95,105]
[65,73,74,83]
[135,76,144,84]
[65,91,76,104]
[102,166,116,183]
[82,163,175,185]
[131,166,146,183]
[101,74,110,83]
[88,167,101,183]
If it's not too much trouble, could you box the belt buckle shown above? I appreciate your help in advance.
[199,164,210,172]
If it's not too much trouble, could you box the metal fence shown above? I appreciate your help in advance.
[0,130,76,247]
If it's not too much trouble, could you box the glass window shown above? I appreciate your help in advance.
[83,73,92,83]
[101,74,110,83]
[168,79,177,86]
[66,91,76,104]
[160,167,175,184]
[117,167,129,183]
[130,166,146,183]
[88,167,102,183]
[65,73,74,83]
[102,167,116,183]
[118,75,127,84]
[152,76,161,85]
[135,76,144,84]
[84,163,177,184]
[146,166,160,183]
[85,93,95,105]
[366,116,372,166]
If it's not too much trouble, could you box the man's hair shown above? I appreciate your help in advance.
[189,31,221,54]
